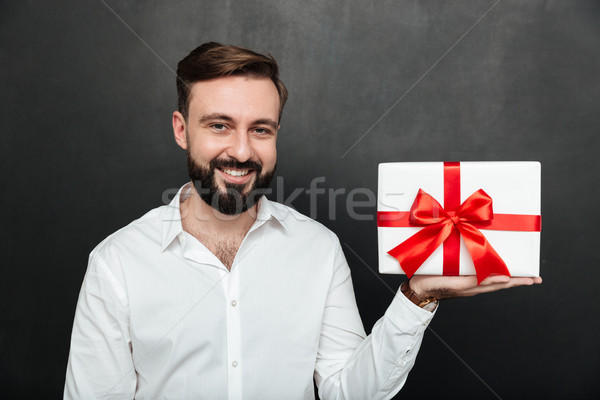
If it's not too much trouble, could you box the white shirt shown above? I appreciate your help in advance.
[64,183,435,400]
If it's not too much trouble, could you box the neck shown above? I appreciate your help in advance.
[180,187,258,238]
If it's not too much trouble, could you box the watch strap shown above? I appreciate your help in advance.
[400,281,438,311]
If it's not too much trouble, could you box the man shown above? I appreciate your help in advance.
[64,42,541,399]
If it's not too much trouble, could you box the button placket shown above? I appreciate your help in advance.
[224,267,242,400]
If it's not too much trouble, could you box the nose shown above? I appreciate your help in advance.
[226,130,254,162]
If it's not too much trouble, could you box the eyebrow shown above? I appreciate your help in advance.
[199,113,279,130]
[199,113,234,124]
[253,119,279,130]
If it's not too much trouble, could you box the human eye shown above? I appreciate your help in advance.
[252,127,273,136]
[210,123,228,133]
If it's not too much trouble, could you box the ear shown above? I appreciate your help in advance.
[172,111,188,150]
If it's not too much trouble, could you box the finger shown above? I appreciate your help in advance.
[507,277,537,286]
[458,277,537,296]
[479,274,511,286]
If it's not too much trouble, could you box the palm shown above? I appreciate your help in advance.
[409,274,542,299]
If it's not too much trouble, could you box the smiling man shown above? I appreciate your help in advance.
[174,73,281,269]
[179,75,280,216]
[64,42,541,399]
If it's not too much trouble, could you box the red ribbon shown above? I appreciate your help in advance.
[377,162,541,284]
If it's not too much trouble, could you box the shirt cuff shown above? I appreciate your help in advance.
[384,287,437,334]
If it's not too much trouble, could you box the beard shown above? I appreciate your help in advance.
[187,151,275,216]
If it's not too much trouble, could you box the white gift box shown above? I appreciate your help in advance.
[377,162,541,277]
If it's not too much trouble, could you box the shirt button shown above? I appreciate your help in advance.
[231,300,237,307]
[232,361,238,368]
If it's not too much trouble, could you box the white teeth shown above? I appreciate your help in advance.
[223,169,249,177]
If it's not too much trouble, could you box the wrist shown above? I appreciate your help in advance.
[401,280,438,311]
[407,279,426,298]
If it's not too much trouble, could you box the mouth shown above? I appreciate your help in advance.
[216,167,255,184]
[221,168,250,177]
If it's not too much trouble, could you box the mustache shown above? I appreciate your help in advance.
[210,158,262,173]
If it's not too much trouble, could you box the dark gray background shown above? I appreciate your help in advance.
[1,0,598,398]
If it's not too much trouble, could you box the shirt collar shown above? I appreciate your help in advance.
[254,195,290,231]
[161,183,289,251]
[161,183,190,251]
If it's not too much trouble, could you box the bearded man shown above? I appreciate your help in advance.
[64,42,540,399]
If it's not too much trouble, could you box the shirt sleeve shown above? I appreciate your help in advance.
[314,239,436,400]
[64,251,137,400]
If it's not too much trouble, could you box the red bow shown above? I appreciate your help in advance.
[387,188,511,284]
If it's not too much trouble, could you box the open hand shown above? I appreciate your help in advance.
[409,274,542,300]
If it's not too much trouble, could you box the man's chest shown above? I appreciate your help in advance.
[112,219,346,397]
[123,251,331,379]
[185,228,246,270]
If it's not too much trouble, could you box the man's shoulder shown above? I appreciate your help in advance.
[263,199,340,243]
[89,204,168,261]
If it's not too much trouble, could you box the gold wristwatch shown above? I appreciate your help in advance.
[400,281,438,312]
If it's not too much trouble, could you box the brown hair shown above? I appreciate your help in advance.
[176,42,288,121]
